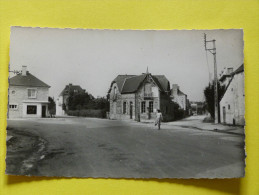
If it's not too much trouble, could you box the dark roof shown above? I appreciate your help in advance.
[121,74,147,93]
[153,75,170,92]
[232,64,244,75]
[110,73,170,94]
[59,84,84,96]
[112,75,135,92]
[9,72,50,88]
[219,74,231,82]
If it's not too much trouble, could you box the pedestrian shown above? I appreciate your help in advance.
[155,109,163,130]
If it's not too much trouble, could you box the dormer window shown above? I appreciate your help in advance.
[28,88,37,99]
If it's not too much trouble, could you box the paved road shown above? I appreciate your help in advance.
[6,116,245,178]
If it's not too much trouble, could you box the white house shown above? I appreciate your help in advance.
[56,83,85,116]
[170,84,188,111]
[220,64,245,125]
[8,66,50,118]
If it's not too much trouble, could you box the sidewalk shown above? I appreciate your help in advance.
[166,115,245,135]
[136,115,244,135]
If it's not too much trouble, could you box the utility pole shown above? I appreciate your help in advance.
[204,33,219,124]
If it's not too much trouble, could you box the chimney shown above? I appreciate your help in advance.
[172,84,179,96]
[227,67,233,74]
[22,66,27,76]
[68,83,72,91]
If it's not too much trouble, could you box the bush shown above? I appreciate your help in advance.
[67,109,107,118]
[174,108,185,120]
[162,114,174,122]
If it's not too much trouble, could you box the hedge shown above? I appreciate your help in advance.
[66,109,107,118]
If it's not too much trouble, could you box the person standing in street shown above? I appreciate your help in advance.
[155,109,163,130]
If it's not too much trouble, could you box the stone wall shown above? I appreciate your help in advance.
[109,77,174,121]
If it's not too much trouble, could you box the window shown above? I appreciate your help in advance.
[149,101,153,113]
[112,86,117,101]
[114,86,117,94]
[228,104,230,110]
[27,105,37,114]
[123,102,127,114]
[141,101,146,113]
[9,104,18,110]
[28,89,37,98]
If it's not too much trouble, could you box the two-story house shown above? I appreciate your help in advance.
[8,66,50,118]
[56,83,85,116]
[108,72,174,121]
[170,84,188,111]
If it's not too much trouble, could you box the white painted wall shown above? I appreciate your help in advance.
[9,86,49,118]
[220,72,245,125]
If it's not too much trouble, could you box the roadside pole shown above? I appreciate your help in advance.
[204,33,219,124]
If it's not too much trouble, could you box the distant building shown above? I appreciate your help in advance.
[8,66,50,118]
[220,64,245,125]
[56,83,85,116]
[170,84,188,111]
[190,101,206,115]
[108,72,174,121]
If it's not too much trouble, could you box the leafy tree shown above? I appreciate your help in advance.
[204,81,226,119]
[67,92,94,110]
[48,97,56,117]
[93,97,109,110]
[66,92,109,111]
[172,102,185,120]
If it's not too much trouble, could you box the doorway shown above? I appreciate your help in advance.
[42,105,46,118]
[223,106,226,123]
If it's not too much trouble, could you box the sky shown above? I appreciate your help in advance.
[10,27,244,101]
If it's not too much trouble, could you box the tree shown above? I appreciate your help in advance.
[48,97,56,117]
[93,97,109,110]
[172,102,185,120]
[204,81,226,119]
[67,92,95,110]
[66,91,109,111]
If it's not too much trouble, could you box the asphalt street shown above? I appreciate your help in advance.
[6,116,245,178]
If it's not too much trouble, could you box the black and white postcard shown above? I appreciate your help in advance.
[6,27,245,178]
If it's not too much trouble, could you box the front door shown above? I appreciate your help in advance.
[223,106,226,123]
[42,105,46,118]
